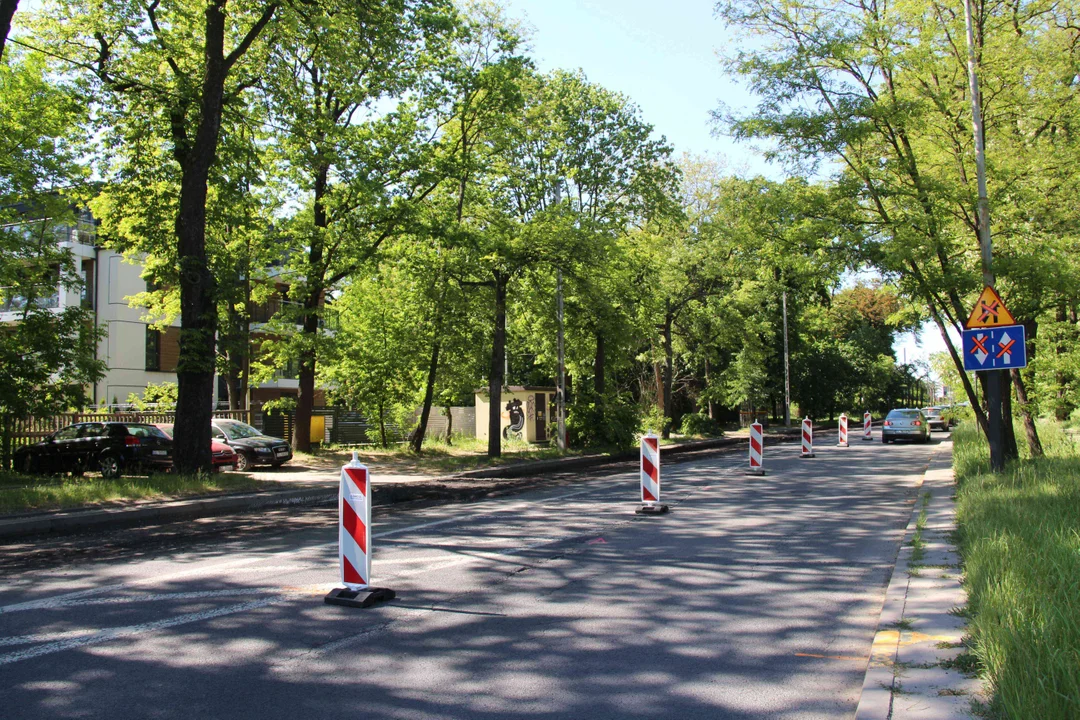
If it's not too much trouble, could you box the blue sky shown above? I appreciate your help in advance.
[499,0,949,381]
[500,0,773,175]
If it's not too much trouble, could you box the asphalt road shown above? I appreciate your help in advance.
[0,432,944,719]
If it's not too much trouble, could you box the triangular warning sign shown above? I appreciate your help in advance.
[966,286,1016,328]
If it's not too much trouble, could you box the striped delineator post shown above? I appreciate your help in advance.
[838,414,849,447]
[325,453,396,608]
[636,433,668,514]
[747,422,765,475]
[862,411,873,441]
[800,418,816,458]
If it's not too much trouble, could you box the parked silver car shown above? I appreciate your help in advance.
[882,409,931,443]
[921,406,951,432]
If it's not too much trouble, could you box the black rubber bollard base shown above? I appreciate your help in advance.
[746,468,765,476]
[800,452,816,458]
[635,504,669,515]
[324,586,396,609]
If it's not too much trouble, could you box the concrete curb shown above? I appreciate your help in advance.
[855,442,983,719]
[0,429,801,540]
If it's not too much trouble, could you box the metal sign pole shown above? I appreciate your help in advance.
[556,269,566,451]
[782,290,791,427]
[964,0,1004,471]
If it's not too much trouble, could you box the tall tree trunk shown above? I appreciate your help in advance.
[172,2,231,475]
[171,0,277,473]
[1054,303,1075,420]
[412,338,441,453]
[444,405,453,444]
[0,0,18,62]
[661,312,674,439]
[293,164,329,453]
[487,275,507,457]
[704,355,714,420]
[593,330,605,395]
[1009,320,1042,457]
[378,398,387,448]
[1012,368,1042,457]
[653,358,664,425]
[293,299,319,452]
[411,279,449,453]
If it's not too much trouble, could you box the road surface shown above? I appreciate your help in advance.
[0,433,943,719]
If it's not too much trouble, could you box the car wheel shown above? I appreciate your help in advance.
[99,455,121,479]
[20,454,35,474]
[235,452,252,472]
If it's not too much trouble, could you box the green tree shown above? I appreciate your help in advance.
[713,0,1080,459]
[35,0,280,472]
[455,68,675,455]
[0,49,104,467]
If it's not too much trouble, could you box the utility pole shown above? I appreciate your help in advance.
[782,290,791,427]
[964,0,1004,471]
[556,269,566,451]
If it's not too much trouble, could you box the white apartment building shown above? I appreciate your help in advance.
[0,209,182,407]
[1,208,310,410]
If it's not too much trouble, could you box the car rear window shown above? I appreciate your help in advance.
[125,424,169,439]
[887,410,922,419]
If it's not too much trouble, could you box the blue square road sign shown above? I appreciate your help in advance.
[962,324,1027,372]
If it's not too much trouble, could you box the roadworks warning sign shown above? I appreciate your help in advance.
[965,286,1016,328]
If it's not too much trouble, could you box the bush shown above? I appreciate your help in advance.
[679,412,722,437]
[567,394,640,451]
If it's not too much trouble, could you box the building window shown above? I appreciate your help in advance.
[81,259,95,310]
[145,327,161,371]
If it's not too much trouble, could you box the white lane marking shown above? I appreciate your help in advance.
[0,565,319,615]
[0,598,281,666]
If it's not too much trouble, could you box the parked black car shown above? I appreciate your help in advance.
[211,419,292,471]
[14,422,173,478]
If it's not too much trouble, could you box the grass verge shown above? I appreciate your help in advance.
[953,421,1080,719]
[0,471,266,515]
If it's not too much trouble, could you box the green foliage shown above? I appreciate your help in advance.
[678,412,722,438]
[126,382,178,411]
[954,421,1080,718]
[566,393,639,451]
[0,49,105,437]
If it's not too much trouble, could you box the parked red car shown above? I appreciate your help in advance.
[155,424,237,472]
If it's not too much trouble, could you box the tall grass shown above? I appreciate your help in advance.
[953,421,1080,718]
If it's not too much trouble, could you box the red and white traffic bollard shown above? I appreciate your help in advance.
[838,414,849,447]
[800,418,816,458]
[636,432,668,514]
[862,411,873,441]
[747,422,765,475]
[325,452,396,608]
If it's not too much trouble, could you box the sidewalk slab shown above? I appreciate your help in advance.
[855,441,984,719]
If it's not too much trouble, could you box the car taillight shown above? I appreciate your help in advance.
[125,436,140,447]
[914,420,922,426]
[884,420,892,426]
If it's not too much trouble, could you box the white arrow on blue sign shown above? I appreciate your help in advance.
[961,324,1027,371]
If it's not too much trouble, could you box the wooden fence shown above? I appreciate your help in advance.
[0,410,253,470]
